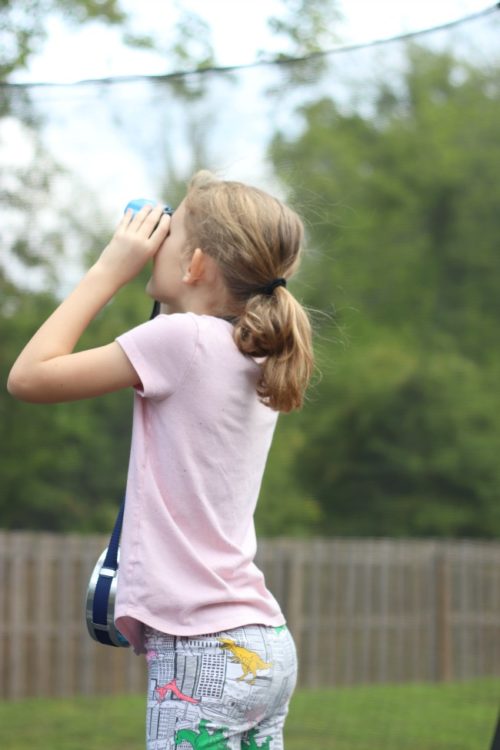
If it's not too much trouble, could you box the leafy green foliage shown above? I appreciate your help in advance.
[0,268,154,531]
[267,0,341,57]
[0,0,127,80]
[265,45,500,537]
[292,341,500,536]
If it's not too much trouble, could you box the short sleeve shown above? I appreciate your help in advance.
[116,313,199,400]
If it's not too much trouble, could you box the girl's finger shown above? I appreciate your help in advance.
[120,208,135,228]
[152,209,171,234]
[119,205,150,232]
[133,204,163,234]
[141,206,170,240]
[122,203,154,231]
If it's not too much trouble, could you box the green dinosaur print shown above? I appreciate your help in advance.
[242,727,272,749]
[175,719,230,749]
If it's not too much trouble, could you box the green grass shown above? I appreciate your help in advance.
[285,679,499,750]
[0,679,498,750]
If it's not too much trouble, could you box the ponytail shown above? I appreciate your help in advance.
[234,287,314,412]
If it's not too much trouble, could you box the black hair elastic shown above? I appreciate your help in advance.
[260,277,287,295]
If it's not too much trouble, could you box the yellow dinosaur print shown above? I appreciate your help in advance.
[218,638,272,685]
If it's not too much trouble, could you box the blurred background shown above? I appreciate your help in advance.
[0,2,499,749]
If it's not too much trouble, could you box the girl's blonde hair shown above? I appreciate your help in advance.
[184,170,314,413]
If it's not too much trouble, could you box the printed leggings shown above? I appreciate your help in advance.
[144,623,298,750]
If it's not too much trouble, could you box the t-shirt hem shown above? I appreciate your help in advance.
[116,607,286,647]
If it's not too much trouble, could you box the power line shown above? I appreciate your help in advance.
[2,3,499,89]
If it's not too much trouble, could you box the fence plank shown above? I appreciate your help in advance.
[435,548,453,681]
[0,532,6,697]
[286,540,306,663]
[33,534,54,696]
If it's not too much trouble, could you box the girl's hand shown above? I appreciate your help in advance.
[95,204,171,289]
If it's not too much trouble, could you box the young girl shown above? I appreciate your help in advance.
[8,170,314,750]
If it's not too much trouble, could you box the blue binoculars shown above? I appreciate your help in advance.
[125,198,174,216]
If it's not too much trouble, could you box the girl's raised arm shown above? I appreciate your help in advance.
[7,203,170,404]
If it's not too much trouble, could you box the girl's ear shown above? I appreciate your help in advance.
[183,248,219,285]
[182,247,205,285]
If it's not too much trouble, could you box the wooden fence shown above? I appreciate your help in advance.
[0,533,499,699]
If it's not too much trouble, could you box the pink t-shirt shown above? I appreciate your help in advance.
[114,312,285,652]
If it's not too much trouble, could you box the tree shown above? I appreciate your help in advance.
[265,45,500,537]
[290,340,500,537]
[0,1,129,80]
[0,265,159,530]
[266,0,341,59]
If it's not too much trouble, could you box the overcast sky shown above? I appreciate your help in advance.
[12,0,496,84]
